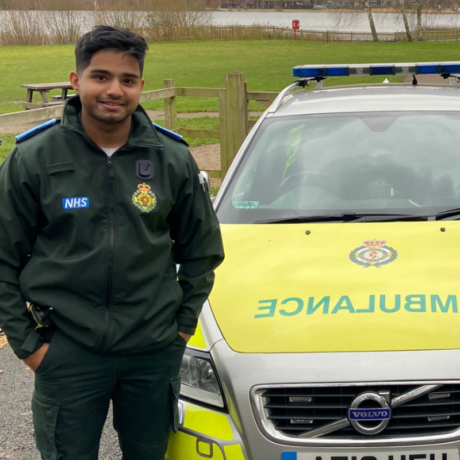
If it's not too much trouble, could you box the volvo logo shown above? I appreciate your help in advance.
[348,392,391,435]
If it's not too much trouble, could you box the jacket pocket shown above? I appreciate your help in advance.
[47,163,75,175]
[35,330,60,375]
[176,334,187,346]
[169,373,181,433]
[32,392,60,460]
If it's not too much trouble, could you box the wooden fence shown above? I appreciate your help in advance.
[0,71,278,180]
[417,29,460,41]
[133,25,460,43]
[2,65,460,180]
[133,25,397,42]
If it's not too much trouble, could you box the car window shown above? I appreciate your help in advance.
[217,112,460,223]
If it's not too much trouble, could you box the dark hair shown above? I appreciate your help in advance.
[75,25,148,76]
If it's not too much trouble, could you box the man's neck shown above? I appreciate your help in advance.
[81,112,132,149]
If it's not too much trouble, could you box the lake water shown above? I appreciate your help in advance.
[212,11,460,33]
[0,10,459,36]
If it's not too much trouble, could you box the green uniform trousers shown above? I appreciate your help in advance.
[32,328,186,460]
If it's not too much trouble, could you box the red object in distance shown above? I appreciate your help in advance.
[292,20,300,40]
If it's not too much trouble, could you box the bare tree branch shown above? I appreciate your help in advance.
[146,0,213,28]
[363,0,379,41]
[399,0,413,41]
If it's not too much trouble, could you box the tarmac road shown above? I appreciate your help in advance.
[0,341,121,460]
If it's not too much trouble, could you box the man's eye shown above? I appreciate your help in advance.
[124,79,135,85]
[94,75,106,81]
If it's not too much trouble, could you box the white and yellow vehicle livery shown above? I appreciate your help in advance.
[167,63,460,460]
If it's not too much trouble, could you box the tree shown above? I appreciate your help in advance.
[363,0,378,41]
[93,0,102,25]
[398,0,413,41]
[331,0,379,42]
[415,0,424,40]
[146,0,212,28]
[0,0,12,9]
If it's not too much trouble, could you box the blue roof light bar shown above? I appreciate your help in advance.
[293,62,460,79]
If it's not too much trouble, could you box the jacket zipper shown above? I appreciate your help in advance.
[63,127,163,352]
[98,155,116,353]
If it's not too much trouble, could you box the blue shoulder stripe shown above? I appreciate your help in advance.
[16,119,57,144]
[152,122,183,141]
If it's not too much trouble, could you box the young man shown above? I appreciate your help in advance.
[0,26,224,460]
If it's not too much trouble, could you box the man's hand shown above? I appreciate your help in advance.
[22,343,50,371]
[178,331,191,343]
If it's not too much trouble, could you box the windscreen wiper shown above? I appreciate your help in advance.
[254,213,427,224]
[255,214,354,224]
[434,208,460,220]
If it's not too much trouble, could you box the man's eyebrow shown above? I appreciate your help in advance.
[122,73,141,79]
[89,69,140,79]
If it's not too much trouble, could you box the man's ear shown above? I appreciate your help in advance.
[70,71,80,94]
[140,78,145,91]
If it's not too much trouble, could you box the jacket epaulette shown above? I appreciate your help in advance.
[16,119,58,144]
[152,122,188,145]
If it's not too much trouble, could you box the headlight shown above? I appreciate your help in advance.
[180,349,225,408]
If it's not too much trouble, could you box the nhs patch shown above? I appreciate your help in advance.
[62,197,89,209]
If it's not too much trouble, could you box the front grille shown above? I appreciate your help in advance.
[260,384,460,438]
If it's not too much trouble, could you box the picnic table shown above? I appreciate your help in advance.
[21,82,74,110]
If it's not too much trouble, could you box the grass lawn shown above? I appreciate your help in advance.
[155,116,219,147]
[1,40,459,164]
[0,134,15,164]
[1,40,460,115]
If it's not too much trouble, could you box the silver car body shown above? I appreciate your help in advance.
[167,82,460,460]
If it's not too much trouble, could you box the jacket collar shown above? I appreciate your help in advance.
[60,96,163,150]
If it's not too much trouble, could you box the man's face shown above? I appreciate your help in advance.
[70,50,145,127]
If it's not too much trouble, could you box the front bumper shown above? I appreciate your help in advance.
[167,399,460,460]
[168,340,460,460]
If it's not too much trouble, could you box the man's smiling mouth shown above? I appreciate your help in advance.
[99,101,124,107]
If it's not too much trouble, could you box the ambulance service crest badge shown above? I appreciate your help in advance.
[349,239,398,268]
[132,183,157,213]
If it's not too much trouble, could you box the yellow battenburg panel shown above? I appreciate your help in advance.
[183,405,233,441]
[198,441,212,456]
[166,432,224,460]
[188,321,207,349]
[224,445,246,460]
[210,222,460,353]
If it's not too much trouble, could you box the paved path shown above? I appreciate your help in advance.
[401,74,451,85]
[0,342,121,460]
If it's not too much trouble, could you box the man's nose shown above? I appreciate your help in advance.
[106,79,123,97]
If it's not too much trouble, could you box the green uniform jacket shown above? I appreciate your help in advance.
[0,97,224,359]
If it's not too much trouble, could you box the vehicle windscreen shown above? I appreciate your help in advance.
[217,112,460,223]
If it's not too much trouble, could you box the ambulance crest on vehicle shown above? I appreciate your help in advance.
[132,183,157,213]
[349,239,398,268]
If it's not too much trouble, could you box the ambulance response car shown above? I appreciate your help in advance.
[166,63,460,460]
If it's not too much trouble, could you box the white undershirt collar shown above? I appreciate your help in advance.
[101,148,118,157]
